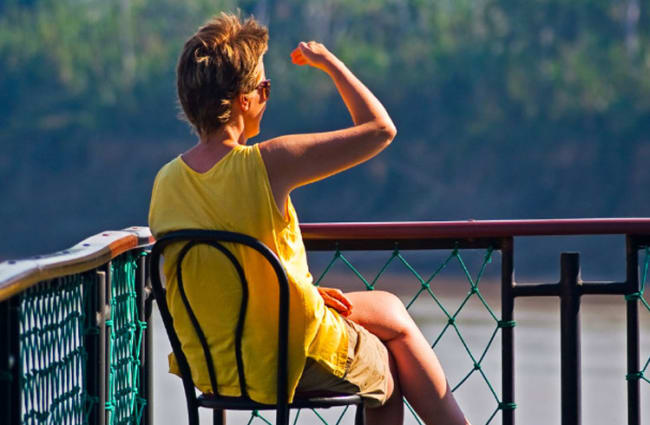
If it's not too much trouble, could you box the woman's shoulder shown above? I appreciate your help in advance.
[152,156,183,182]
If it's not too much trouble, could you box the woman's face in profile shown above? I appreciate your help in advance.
[244,59,268,139]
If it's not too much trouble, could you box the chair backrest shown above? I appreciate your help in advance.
[149,229,291,418]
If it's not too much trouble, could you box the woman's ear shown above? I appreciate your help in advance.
[238,93,250,112]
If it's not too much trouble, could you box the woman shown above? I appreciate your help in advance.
[149,12,469,425]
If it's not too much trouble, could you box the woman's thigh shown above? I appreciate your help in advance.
[344,291,414,343]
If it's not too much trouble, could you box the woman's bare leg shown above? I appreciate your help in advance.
[365,351,404,425]
[345,291,470,425]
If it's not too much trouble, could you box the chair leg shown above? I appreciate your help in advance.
[188,402,200,425]
[276,406,290,425]
[354,404,365,425]
[213,409,225,425]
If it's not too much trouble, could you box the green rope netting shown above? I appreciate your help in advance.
[625,247,650,385]
[242,245,509,425]
[19,272,98,425]
[17,250,147,425]
[106,252,147,425]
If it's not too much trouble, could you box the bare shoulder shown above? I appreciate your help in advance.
[181,143,235,173]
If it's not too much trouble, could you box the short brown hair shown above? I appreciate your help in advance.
[176,12,268,135]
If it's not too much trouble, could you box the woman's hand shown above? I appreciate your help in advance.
[317,286,353,317]
[290,41,338,73]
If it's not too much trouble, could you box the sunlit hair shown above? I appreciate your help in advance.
[176,12,268,135]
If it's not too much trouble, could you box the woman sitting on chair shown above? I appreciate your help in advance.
[149,12,470,425]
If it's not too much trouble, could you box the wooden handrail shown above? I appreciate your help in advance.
[0,226,153,302]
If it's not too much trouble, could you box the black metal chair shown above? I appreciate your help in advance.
[149,229,364,425]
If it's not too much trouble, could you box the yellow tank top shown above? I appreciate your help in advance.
[148,144,348,404]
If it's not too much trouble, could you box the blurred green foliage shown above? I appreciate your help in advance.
[1,0,650,262]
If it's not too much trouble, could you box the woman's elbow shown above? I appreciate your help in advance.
[376,120,397,146]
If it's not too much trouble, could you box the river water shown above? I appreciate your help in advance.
[150,282,649,425]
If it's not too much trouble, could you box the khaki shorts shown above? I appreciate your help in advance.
[296,318,390,408]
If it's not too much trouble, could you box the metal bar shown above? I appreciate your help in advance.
[145,299,154,425]
[10,296,20,425]
[304,238,502,251]
[300,218,650,242]
[11,295,20,425]
[0,297,20,425]
[625,236,640,425]
[355,404,365,425]
[625,290,640,425]
[143,253,154,425]
[86,272,98,425]
[104,263,113,425]
[515,279,643,297]
[0,300,10,425]
[213,409,225,425]
[580,282,627,295]
[559,253,581,425]
[501,238,515,425]
[137,253,148,425]
[96,270,107,425]
[628,234,650,246]
[512,283,560,297]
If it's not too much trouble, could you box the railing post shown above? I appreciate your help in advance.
[104,262,113,425]
[501,237,515,425]
[144,252,155,425]
[560,253,581,425]
[0,297,20,425]
[137,252,152,425]
[625,236,640,425]
[94,269,107,425]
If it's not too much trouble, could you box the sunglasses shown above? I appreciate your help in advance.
[256,79,271,100]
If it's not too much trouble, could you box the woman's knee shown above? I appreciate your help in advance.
[378,291,413,340]
[347,290,414,341]
[374,290,409,317]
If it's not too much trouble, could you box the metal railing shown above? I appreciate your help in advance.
[300,219,650,425]
[0,227,154,425]
[1,219,649,425]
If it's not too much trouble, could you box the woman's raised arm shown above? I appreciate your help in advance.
[258,42,397,210]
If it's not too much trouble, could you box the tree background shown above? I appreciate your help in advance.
[1,0,649,276]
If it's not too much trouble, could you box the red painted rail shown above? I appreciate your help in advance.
[4,219,650,301]
[300,218,650,240]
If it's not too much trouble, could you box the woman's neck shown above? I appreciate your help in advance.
[200,120,246,148]
[181,122,246,173]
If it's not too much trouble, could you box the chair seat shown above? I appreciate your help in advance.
[198,392,363,410]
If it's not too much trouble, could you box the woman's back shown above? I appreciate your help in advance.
[148,143,348,404]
